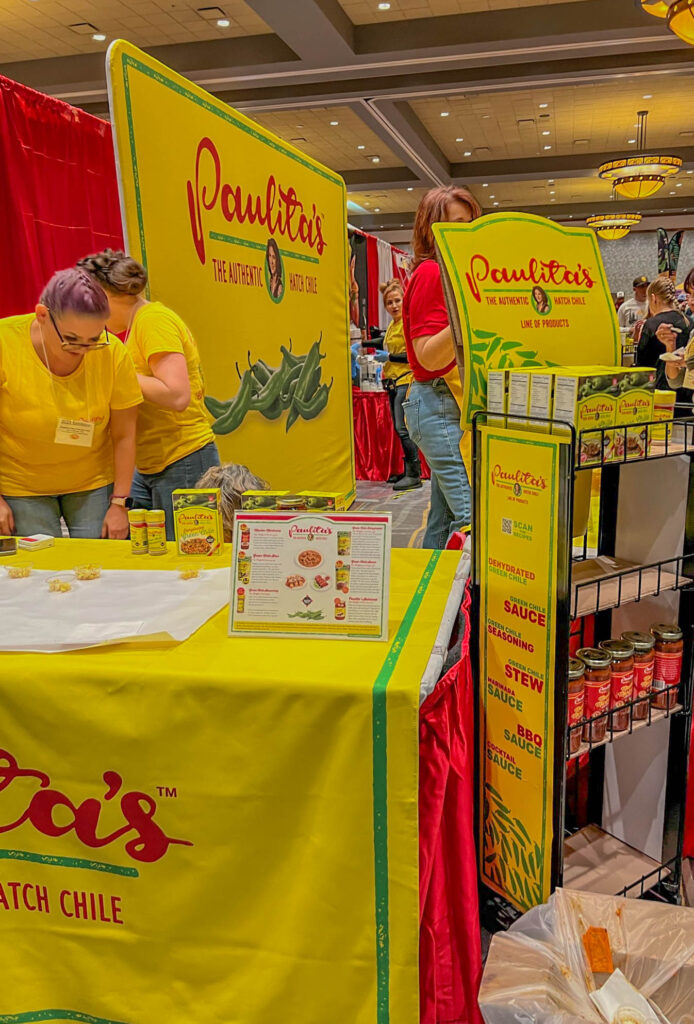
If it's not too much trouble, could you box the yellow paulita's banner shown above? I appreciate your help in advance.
[434,214,619,427]
[107,40,355,502]
[478,426,568,911]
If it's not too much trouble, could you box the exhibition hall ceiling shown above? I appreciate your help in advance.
[0,0,691,241]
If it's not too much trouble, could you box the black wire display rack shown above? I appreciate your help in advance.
[473,409,694,933]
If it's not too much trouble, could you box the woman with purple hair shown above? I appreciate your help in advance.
[0,268,142,538]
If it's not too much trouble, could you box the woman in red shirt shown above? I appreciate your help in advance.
[402,186,482,548]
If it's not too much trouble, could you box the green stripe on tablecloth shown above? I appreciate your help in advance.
[372,550,442,1023]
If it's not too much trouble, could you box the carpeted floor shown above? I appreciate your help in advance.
[353,480,431,548]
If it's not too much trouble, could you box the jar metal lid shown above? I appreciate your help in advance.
[651,623,683,642]
[621,630,655,652]
[576,647,612,669]
[569,658,585,679]
[599,639,635,661]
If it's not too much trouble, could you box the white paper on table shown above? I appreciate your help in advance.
[0,568,229,652]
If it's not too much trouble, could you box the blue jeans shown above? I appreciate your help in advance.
[403,379,471,549]
[130,442,221,540]
[5,484,113,539]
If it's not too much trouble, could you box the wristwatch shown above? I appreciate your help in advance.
[110,496,129,508]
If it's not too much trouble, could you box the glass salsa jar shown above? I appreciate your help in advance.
[651,624,683,711]
[577,647,612,744]
[568,659,585,756]
[621,631,655,720]
[599,639,635,733]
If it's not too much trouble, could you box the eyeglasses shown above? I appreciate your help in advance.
[48,310,111,351]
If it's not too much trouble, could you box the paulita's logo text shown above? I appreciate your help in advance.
[288,525,331,539]
[491,464,547,491]
[466,254,595,303]
[187,137,327,264]
[0,749,192,864]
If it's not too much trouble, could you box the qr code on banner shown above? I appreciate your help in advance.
[501,517,513,536]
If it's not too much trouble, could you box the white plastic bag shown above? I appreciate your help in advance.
[479,888,694,1024]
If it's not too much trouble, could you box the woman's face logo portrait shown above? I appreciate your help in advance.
[531,286,551,316]
[265,238,285,304]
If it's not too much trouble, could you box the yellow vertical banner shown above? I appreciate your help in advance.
[107,40,355,501]
[433,215,620,428]
[477,425,569,910]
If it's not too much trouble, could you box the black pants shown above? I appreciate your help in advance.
[388,384,419,463]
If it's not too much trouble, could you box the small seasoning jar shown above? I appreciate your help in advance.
[568,659,585,755]
[600,639,635,733]
[578,647,612,744]
[145,509,167,556]
[128,509,149,554]
[622,631,655,720]
[651,624,684,711]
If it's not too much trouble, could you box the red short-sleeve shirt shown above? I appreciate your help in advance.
[402,259,455,381]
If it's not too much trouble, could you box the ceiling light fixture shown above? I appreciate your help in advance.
[456,137,464,142]
[357,145,365,150]
[375,208,381,212]
[92,32,106,41]
[330,120,339,126]
[464,151,472,156]
[641,1,694,44]
[544,145,552,150]
[539,103,549,108]
[378,2,391,8]
[441,112,450,117]
[542,131,551,136]
[586,212,642,240]
[482,183,489,188]
[216,18,230,26]
[407,187,414,191]
[598,110,681,198]
[371,156,380,163]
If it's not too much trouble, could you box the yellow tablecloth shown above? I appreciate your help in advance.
[0,540,461,1024]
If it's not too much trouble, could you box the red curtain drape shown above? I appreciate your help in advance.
[419,586,483,1024]
[0,75,123,317]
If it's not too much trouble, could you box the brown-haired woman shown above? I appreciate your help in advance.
[77,249,220,538]
[401,185,482,548]
[637,275,690,391]
[379,278,421,490]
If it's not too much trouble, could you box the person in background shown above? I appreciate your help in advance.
[196,463,269,543]
[615,290,625,311]
[379,279,421,490]
[637,275,690,392]
[402,185,482,549]
[657,267,694,404]
[0,268,141,539]
[77,249,220,539]
[618,275,650,331]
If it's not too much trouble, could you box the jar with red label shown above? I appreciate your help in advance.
[621,631,655,720]
[578,647,612,744]
[568,658,585,755]
[651,624,683,711]
[599,639,634,732]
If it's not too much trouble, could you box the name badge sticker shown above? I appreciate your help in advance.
[55,418,95,448]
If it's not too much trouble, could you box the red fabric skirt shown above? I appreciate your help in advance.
[352,388,430,481]
[419,587,483,1024]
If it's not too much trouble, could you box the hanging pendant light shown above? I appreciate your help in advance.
[598,111,681,199]
[668,0,694,43]
[586,213,642,240]
[640,0,671,17]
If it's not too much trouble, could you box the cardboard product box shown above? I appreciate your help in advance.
[486,369,507,426]
[507,370,531,428]
[241,490,290,509]
[526,368,557,433]
[650,388,676,448]
[298,490,350,512]
[552,368,620,466]
[610,368,656,461]
[172,488,224,556]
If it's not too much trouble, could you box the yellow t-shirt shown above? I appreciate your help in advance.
[382,319,414,386]
[126,302,215,474]
[0,314,142,497]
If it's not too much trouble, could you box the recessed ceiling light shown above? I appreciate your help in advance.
[357,145,365,150]
[378,2,391,9]
[493,202,499,207]
[550,190,556,195]
[482,115,490,120]
[216,18,230,27]
[489,195,496,199]
[407,187,414,191]
[482,183,489,188]
[371,156,380,163]
[544,145,552,150]
[542,131,551,136]
[455,137,464,142]
[670,191,676,195]
[548,180,555,184]
[92,32,106,41]
[441,111,449,117]
[677,182,683,187]
[627,139,637,144]
[330,120,339,126]
[539,103,549,109]
[643,94,653,99]
[375,207,380,212]
[464,151,472,156]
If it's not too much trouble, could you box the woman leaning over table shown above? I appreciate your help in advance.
[0,269,141,539]
[78,249,220,539]
[402,185,482,549]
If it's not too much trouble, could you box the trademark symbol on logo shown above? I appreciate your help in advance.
[156,786,178,798]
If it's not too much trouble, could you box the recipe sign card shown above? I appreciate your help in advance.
[229,512,391,640]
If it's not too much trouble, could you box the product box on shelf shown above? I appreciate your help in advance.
[610,368,656,461]
[507,370,532,428]
[241,490,290,509]
[172,488,224,556]
[298,490,349,511]
[241,490,349,511]
[650,388,676,448]
[486,369,507,426]
[552,367,620,466]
